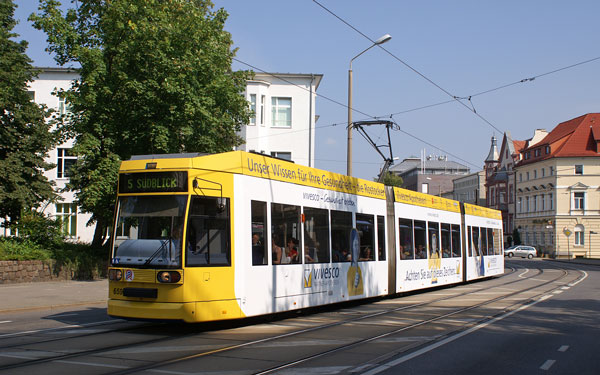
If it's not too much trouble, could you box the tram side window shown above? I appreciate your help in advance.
[451,224,461,257]
[441,223,451,258]
[399,218,414,260]
[487,228,495,255]
[303,207,330,263]
[377,215,386,261]
[251,201,267,266]
[471,226,481,256]
[331,210,352,262]
[271,203,301,265]
[414,220,427,259]
[480,228,488,256]
[428,221,440,258]
[493,228,502,255]
[186,196,231,267]
[357,214,375,261]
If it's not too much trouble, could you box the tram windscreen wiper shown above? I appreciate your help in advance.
[143,239,170,266]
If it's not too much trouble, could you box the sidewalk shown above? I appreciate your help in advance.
[0,279,107,313]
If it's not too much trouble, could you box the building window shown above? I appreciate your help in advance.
[525,196,530,212]
[534,149,541,157]
[58,97,70,115]
[575,165,583,175]
[27,91,35,101]
[541,194,545,211]
[534,170,537,179]
[533,195,537,212]
[422,183,429,194]
[573,192,585,210]
[542,168,545,177]
[56,203,77,237]
[517,197,522,213]
[249,94,256,125]
[271,97,292,127]
[57,148,77,178]
[545,145,550,154]
[574,225,584,246]
[270,151,292,161]
[526,171,530,181]
[260,95,265,125]
[549,193,554,210]
[550,166,554,175]
[519,173,522,182]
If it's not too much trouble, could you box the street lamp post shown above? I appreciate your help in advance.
[589,231,597,258]
[347,34,391,176]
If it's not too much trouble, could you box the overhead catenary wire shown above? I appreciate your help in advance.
[311,0,600,135]
[233,50,599,170]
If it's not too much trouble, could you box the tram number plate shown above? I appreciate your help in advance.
[113,288,124,296]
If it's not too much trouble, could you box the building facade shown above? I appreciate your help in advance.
[238,73,322,167]
[11,68,321,243]
[390,155,470,195]
[452,171,486,205]
[515,114,600,258]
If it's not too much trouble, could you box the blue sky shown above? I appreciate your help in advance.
[13,0,600,180]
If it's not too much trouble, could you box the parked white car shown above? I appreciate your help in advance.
[505,245,537,259]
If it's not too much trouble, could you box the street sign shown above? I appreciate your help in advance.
[563,227,572,237]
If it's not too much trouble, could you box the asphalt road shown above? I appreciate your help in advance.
[0,259,597,374]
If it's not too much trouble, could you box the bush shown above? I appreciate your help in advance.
[0,237,52,260]
[51,242,108,279]
[12,210,63,248]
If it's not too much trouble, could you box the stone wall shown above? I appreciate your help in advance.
[0,260,72,284]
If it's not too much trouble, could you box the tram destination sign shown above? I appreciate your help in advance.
[119,171,188,193]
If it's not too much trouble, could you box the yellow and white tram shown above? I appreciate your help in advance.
[107,151,503,322]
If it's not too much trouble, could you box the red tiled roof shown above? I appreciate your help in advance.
[512,140,526,154]
[519,113,600,165]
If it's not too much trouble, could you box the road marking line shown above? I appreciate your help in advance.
[568,271,588,287]
[558,345,569,352]
[540,359,556,370]
[561,287,570,290]
[0,321,12,324]
[553,290,563,294]
[518,269,530,278]
[362,295,552,375]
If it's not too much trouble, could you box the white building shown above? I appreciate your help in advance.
[238,72,322,167]
[20,68,322,243]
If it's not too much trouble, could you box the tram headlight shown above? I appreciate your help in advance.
[157,271,181,283]
[108,268,122,281]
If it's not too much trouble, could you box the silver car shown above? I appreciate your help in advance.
[505,245,537,259]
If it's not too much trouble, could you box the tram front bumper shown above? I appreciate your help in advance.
[108,299,196,322]
[108,298,244,322]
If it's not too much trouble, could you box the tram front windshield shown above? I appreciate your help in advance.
[112,195,187,268]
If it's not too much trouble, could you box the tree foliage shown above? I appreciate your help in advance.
[378,172,403,187]
[31,0,251,245]
[0,1,58,226]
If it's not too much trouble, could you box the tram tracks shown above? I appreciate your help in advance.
[0,263,582,374]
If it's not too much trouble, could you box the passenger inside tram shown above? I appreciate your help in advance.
[416,245,427,259]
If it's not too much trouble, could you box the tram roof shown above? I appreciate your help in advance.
[121,151,387,200]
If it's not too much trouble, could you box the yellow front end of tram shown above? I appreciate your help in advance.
[107,153,243,322]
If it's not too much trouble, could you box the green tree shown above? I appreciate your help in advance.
[512,228,521,246]
[0,1,58,227]
[31,0,251,246]
[377,172,403,187]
